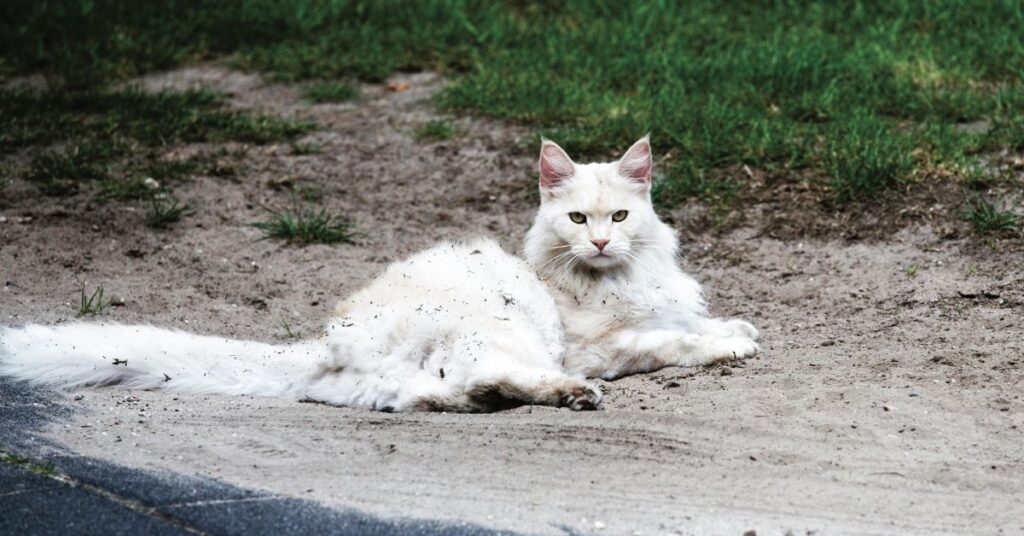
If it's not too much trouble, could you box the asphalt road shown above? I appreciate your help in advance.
[0,378,511,536]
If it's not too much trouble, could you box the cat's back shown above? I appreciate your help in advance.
[334,238,560,331]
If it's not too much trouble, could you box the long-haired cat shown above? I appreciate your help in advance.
[0,137,758,412]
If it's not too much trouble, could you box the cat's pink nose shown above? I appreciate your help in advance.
[591,239,609,252]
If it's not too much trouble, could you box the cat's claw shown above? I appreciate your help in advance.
[560,384,602,410]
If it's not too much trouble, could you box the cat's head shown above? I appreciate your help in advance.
[529,136,668,271]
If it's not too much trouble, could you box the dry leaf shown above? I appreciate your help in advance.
[387,82,411,92]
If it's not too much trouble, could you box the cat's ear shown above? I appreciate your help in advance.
[539,139,575,190]
[618,135,652,185]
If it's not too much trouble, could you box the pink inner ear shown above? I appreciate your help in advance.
[619,139,652,184]
[539,143,575,189]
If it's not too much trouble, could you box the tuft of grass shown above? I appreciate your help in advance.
[278,321,302,340]
[290,141,322,155]
[27,141,119,196]
[77,285,111,316]
[253,201,357,246]
[414,119,457,142]
[964,196,1020,234]
[146,197,192,229]
[304,81,358,103]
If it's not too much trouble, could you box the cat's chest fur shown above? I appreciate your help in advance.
[544,271,667,344]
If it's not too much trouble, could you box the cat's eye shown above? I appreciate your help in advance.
[568,212,587,224]
[612,210,628,222]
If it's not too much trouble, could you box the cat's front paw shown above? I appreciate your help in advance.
[726,319,759,340]
[705,336,759,362]
[559,383,602,411]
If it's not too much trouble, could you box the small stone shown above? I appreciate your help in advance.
[594,521,606,530]
[743,531,757,536]
[720,367,733,376]
[109,294,126,306]
[142,177,160,190]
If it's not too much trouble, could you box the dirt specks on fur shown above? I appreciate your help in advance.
[2,66,1023,535]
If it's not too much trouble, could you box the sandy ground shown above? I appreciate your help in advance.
[2,66,1023,536]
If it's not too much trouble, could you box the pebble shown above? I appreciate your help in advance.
[594,521,606,530]
[720,367,733,376]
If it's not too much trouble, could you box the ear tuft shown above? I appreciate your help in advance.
[618,135,652,184]
[539,140,575,190]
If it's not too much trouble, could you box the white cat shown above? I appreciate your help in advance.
[0,137,758,412]
[525,136,759,380]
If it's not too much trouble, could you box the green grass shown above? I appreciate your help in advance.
[77,284,111,316]
[2,0,1024,211]
[824,112,917,201]
[3,88,311,198]
[304,81,358,103]
[278,321,303,340]
[146,197,192,229]
[964,196,1021,234]
[253,201,358,245]
[415,119,457,142]
[0,446,57,477]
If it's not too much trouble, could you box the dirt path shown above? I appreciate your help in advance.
[2,66,1022,535]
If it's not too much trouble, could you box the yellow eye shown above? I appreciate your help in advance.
[569,212,586,224]
[612,210,628,222]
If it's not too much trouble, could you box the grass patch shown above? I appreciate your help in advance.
[415,119,457,142]
[2,88,311,197]
[824,113,916,201]
[253,201,357,245]
[146,197,192,229]
[964,196,1020,234]
[304,81,358,103]
[77,284,111,316]
[0,446,57,477]
[3,1,1024,206]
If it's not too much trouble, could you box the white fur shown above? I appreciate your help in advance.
[0,137,757,412]
[0,239,600,412]
[524,137,759,379]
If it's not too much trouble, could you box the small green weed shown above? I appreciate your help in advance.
[278,321,302,340]
[304,82,358,103]
[415,119,457,142]
[77,285,111,316]
[253,201,357,245]
[964,196,1020,234]
[905,264,920,279]
[146,197,192,229]
[290,142,322,155]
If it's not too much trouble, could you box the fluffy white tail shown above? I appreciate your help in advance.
[0,323,326,400]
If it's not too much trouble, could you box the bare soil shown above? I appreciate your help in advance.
[2,66,1023,536]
